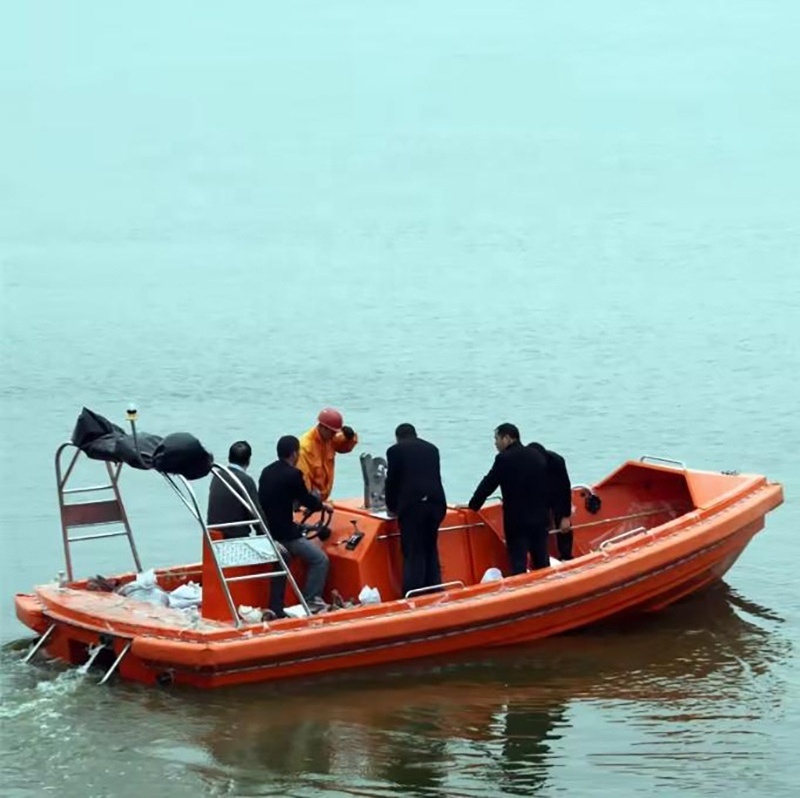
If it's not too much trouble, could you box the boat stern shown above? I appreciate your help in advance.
[15,592,48,636]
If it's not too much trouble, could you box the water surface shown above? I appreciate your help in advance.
[2,1,799,795]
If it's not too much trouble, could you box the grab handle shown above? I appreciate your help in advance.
[639,455,686,469]
[405,580,465,599]
[598,526,648,552]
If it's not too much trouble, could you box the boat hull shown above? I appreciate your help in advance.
[15,517,771,688]
[14,464,783,689]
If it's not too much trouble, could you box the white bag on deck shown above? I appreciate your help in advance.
[358,585,381,604]
[480,567,503,583]
[117,568,170,606]
[168,581,202,609]
[238,605,263,624]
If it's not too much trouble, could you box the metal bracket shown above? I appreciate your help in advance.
[23,624,56,664]
[99,641,132,685]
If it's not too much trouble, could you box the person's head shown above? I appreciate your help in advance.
[228,440,252,469]
[317,407,343,442]
[494,423,520,452]
[395,423,417,443]
[277,434,300,465]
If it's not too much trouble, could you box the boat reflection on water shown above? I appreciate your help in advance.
[139,583,789,796]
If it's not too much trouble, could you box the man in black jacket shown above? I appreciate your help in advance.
[385,423,447,596]
[259,435,333,612]
[528,442,573,560]
[468,423,550,574]
[207,441,264,538]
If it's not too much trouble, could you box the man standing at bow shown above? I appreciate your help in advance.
[468,423,550,574]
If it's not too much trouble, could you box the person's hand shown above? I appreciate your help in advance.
[342,425,356,441]
[322,501,334,513]
[559,517,572,532]
[317,525,332,542]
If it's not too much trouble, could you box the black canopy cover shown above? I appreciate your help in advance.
[71,408,213,480]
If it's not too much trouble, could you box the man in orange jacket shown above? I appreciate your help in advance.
[296,407,358,501]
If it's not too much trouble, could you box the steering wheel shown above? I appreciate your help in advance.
[297,505,334,541]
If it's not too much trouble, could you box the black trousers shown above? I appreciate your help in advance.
[399,501,446,596]
[506,523,549,575]
[268,573,287,616]
[555,529,573,560]
[552,513,573,560]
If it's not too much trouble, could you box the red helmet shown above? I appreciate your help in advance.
[317,407,343,432]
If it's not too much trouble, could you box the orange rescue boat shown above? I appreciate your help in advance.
[15,434,783,689]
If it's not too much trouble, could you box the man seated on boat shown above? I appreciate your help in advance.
[528,442,574,560]
[259,435,334,614]
[384,423,448,596]
[207,441,265,539]
[296,407,358,501]
[467,423,550,574]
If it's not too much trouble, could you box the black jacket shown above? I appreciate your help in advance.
[528,442,572,524]
[468,441,549,532]
[207,466,263,539]
[258,459,322,542]
[385,437,447,516]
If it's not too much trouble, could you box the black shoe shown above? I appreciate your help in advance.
[307,597,329,614]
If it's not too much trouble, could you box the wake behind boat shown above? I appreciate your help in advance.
[14,410,783,688]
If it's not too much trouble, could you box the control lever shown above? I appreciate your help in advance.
[345,519,365,550]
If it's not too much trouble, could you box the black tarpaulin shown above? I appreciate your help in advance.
[152,433,214,481]
[71,408,213,479]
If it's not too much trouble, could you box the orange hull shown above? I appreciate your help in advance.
[14,460,783,688]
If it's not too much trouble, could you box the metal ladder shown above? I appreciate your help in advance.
[22,445,142,680]
[162,464,310,625]
[56,442,142,582]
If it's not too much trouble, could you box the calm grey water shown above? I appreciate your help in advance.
[2,2,799,795]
